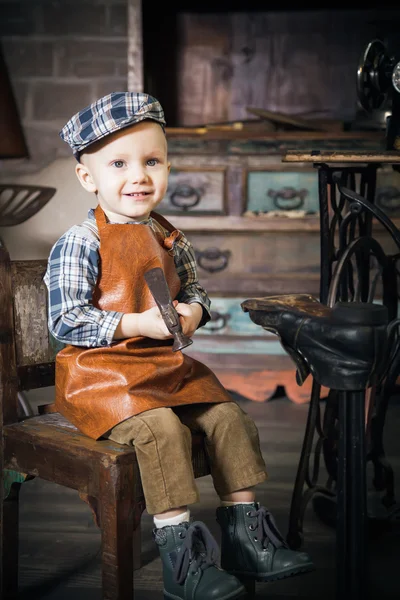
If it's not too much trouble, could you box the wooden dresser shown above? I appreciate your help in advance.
[157,129,399,403]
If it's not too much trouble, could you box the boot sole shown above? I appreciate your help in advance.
[232,561,315,583]
[163,585,247,600]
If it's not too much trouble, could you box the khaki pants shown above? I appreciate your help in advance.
[106,401,268,515]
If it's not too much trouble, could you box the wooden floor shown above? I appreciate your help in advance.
[15,391,400,599]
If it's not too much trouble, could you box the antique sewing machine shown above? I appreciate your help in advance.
[357,37,400,152]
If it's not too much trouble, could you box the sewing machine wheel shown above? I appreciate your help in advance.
[357,39,394,112]
[392,61,400,94]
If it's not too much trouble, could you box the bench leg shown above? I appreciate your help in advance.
[1,482,21,599]
[133,526,142,572]
[100,464,135,600]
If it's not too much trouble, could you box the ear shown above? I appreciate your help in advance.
[75,161,97,193]
[167,161,171,174]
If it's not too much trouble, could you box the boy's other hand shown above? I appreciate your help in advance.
[174,302,203,338]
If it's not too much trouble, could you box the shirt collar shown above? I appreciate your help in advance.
[88,207,152,225]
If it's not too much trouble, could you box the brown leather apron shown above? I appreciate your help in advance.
[55,205,232,439]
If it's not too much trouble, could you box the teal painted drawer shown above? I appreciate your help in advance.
[192,296,286,357]
[158,167,226,215]
[244,169,319,215]
[196,296,271,337]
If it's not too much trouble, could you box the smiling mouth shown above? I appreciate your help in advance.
[124,192,152,202]
[125,192,150,197]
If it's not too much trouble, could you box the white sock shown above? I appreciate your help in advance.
[153,510,190,529]
[220,501,255,507]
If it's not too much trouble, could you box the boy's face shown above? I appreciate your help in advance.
[75,120,170,223]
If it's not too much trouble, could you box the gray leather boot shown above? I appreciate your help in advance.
[216,503,314,589]
[153,520,247,600]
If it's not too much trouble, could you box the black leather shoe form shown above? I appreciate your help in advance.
[241,294,389,391]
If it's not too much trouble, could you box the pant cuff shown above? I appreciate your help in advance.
[145,490,200,516]
[215,470,268,498]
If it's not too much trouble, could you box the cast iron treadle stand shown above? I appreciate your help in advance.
[283,154,400,599]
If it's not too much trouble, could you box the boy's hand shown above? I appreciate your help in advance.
[137,306,173,340]
[174,301,203,338]
[114,302,203,341]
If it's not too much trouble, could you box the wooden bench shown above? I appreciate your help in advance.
[0,247,210,600]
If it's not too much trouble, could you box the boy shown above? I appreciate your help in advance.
[45,92,313,599]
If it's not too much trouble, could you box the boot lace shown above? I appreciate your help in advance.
[248,506,289,550]
[174,521,220,584]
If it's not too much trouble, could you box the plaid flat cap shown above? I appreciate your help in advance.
[59,92,166,158]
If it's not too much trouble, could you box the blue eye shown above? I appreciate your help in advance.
[147,158,159,167]
[113,160,125,168]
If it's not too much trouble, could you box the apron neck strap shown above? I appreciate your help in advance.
[94,204,107,229]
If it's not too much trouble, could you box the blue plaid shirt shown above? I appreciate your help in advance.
[44,209,211,348]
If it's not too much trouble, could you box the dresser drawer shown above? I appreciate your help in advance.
[244,169,319,215]
[191,296,289,379]
[158,167,226,215]
[196,296,272,337]
[191,231,320,278]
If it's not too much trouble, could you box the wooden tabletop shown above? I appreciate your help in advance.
[282,151,400,163]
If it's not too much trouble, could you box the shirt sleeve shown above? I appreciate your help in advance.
[44,231,123,347]
[173,231,212,328]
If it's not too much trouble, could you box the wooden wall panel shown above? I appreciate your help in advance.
[177,14,232,125]
[174,10,385,125]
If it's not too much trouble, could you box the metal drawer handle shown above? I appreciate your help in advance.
[267,187,308,210]
[169,184,204,209]
[204,310,231,332]
[195,247,231,273]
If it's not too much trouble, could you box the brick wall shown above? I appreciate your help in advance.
[0,0,129,172]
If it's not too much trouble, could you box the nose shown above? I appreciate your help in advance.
[129,163,148,184]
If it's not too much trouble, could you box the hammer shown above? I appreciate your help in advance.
[144,267,193,352]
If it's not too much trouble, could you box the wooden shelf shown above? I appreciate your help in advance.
[164,214,400,233]
[283,150,400,163]
[166,128,385,142]
[168,215,321,232]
